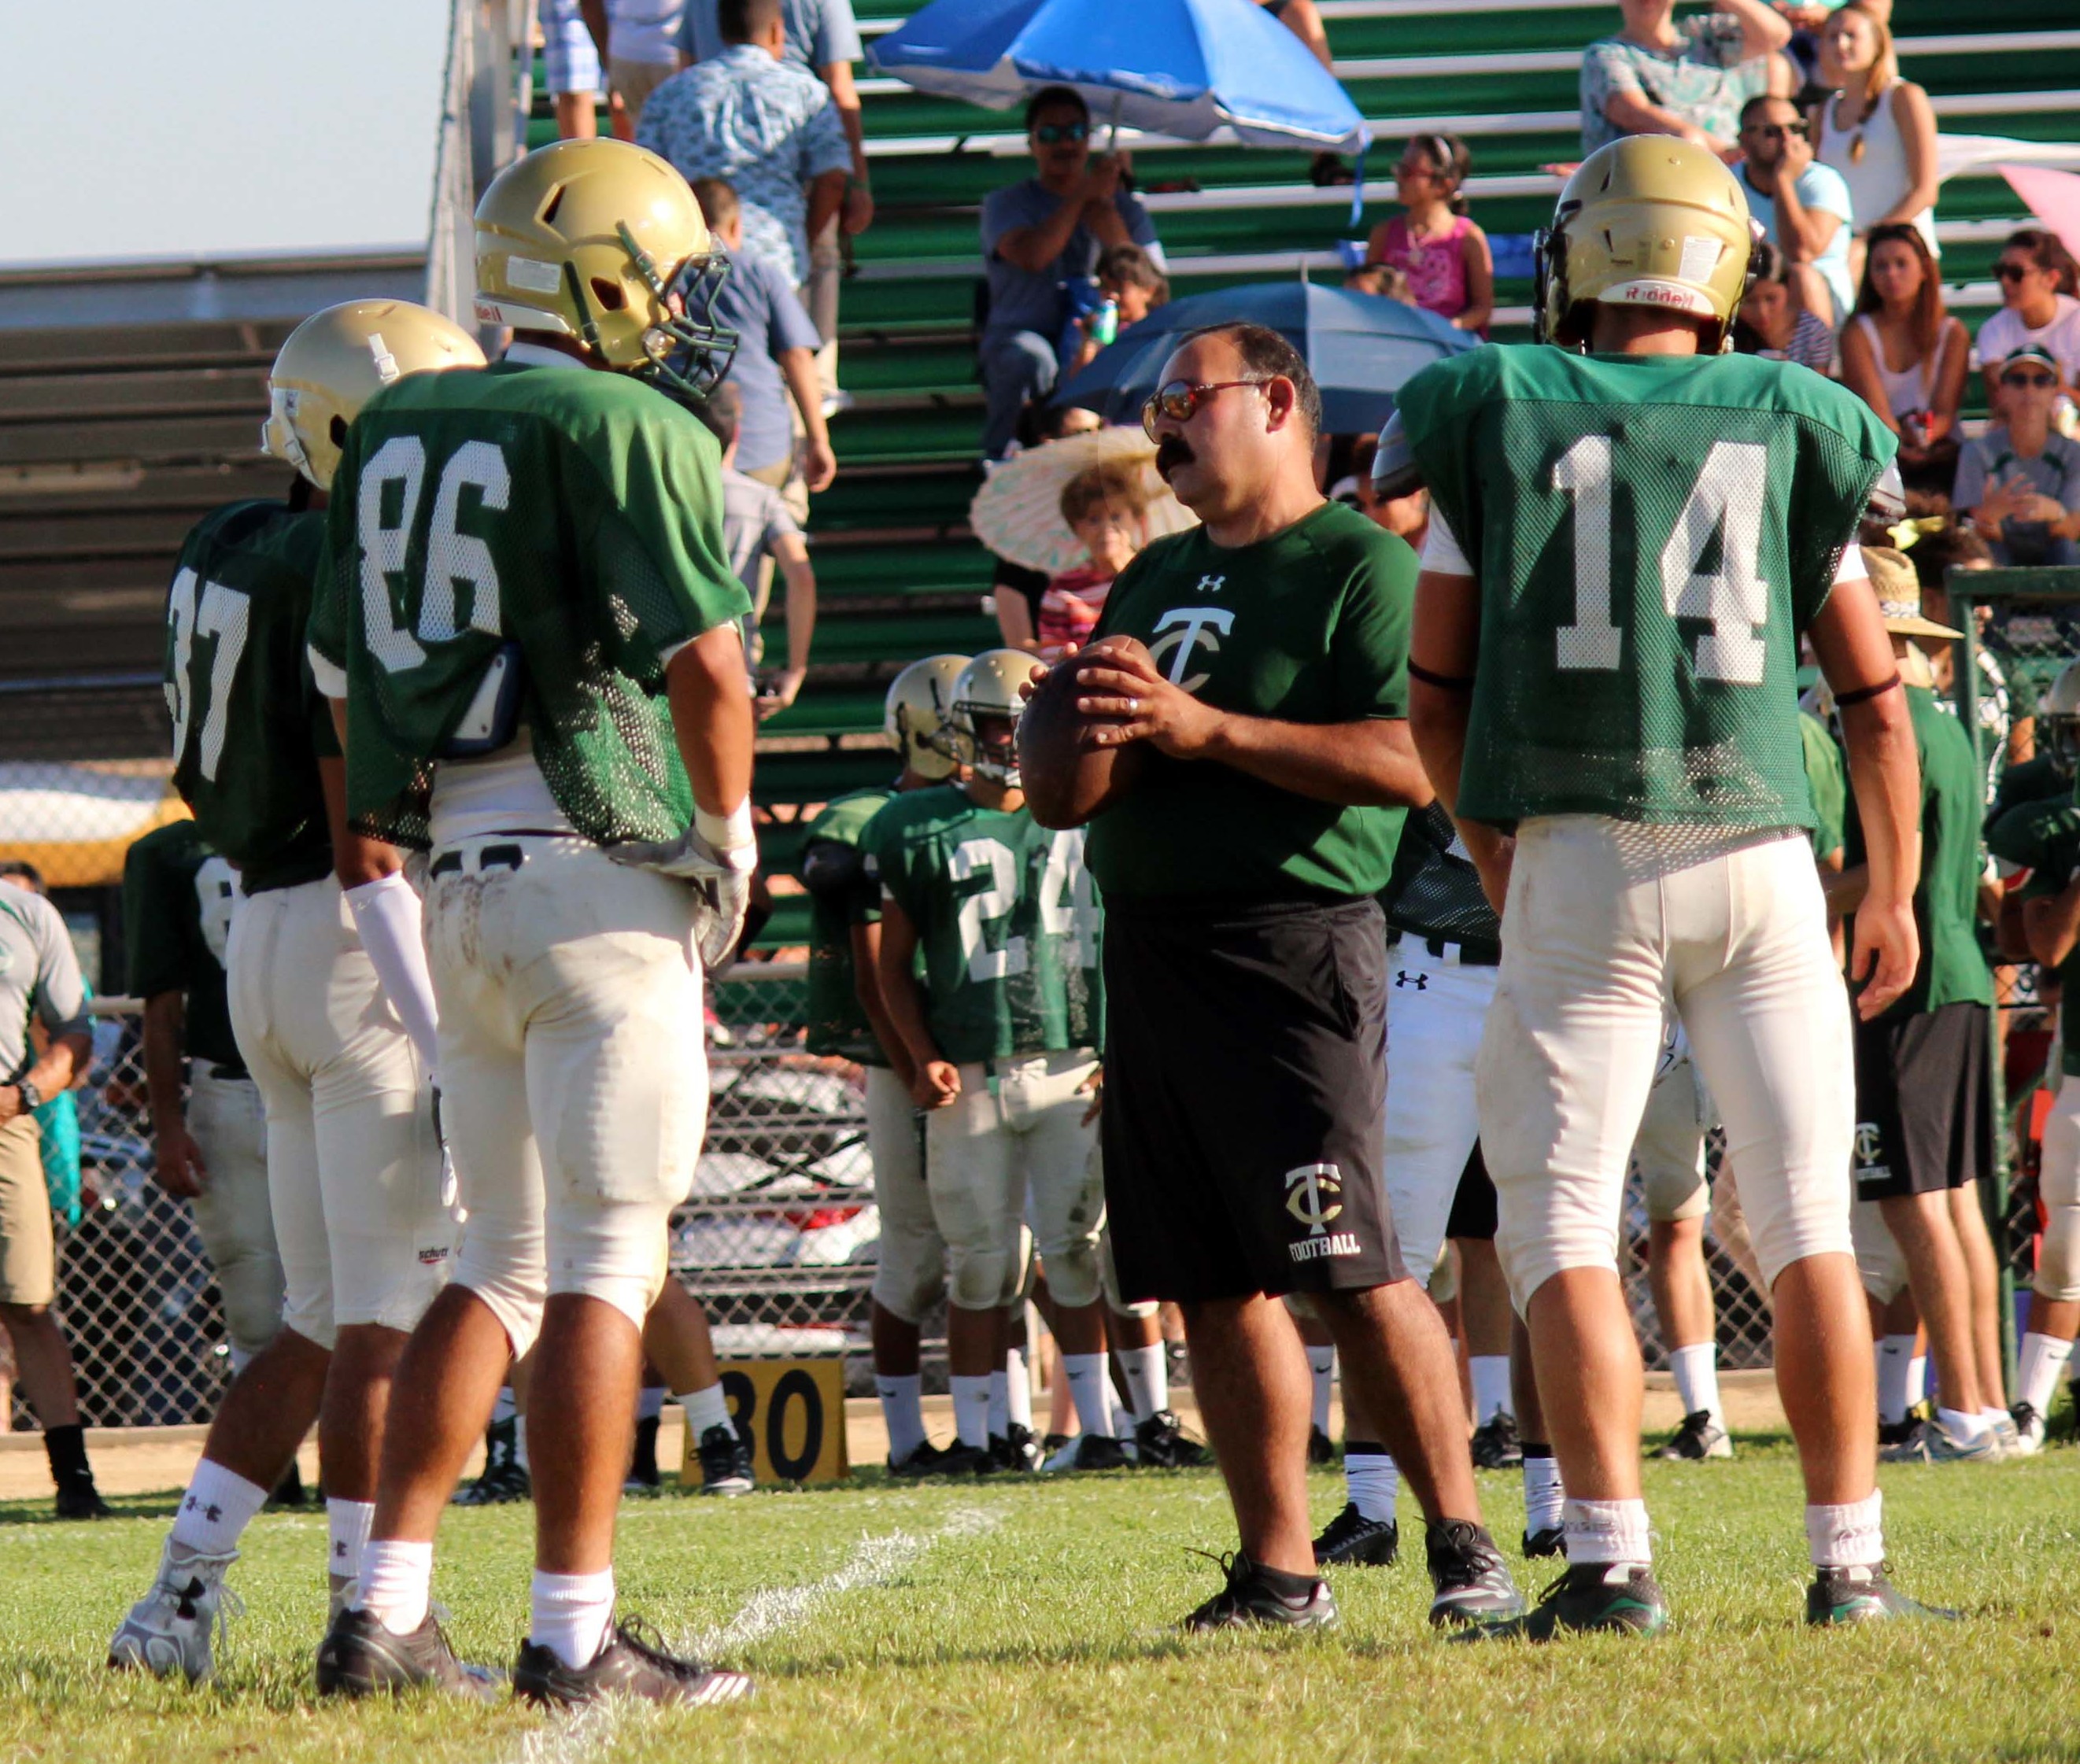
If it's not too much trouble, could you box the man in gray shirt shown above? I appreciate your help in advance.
[0,862,109,1519]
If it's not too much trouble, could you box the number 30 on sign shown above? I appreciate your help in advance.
[688,1358,851,1485]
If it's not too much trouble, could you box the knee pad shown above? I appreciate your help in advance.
[2034,1209,2080,1302]
[454,1210,548,1359]
[1849,1200,1910,1306]
[1040,1238,1101,1311]
[544,1199,672,1332]
[217,1257,286,1360]
[947,1245,1017,1313]
[1099,1234,1156,1316]
[870,1241,948,1327]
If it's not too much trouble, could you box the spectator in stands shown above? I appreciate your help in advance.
[1812,4,1937,291]
[1956,347,2080,567]
[678,0,873,392]
[1254,0,1353,186]
[1067,245,1171,374]
[1348,434,1429,550]
[1840,222,1968,496]
[604,0,688,135]
[1036,459,1152,655]
[990,400,1101,651]
[637,0,852,301]
[977,87,1162,460]
[544,0,605,138]
[1363,134,1494,334]
[1579,0,1793,158]
[1975,230,2080,420]
[0,862,109,1519]
[693,382,818,720]
[1731,240,1835,370]
[1735,95,1854,323]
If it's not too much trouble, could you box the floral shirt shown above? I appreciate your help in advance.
[1580,16,1771,154]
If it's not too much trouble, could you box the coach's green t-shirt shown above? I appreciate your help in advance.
[1988,791,2080,1074]
[1845,685,1995,1017]
[864,784,1102,1064]
[800,785,894,1066]
[1086,501,1415,902]
[1395,345,1893,831]
[1801,710,1847,862]
[121,821,243,1072]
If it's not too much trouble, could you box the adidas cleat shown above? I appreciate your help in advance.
[1807,1563,1958,1626]
[1521,1526,1565,1559]
[1426,1520,1526,1627]
[513,1618,752,1709]
[1182,1553,1338,1632]
[316,1607,501,1700]
[1134,1410,1211,1468]
[108,1543,242,1682]
[1456,1561,1668,1641]
[695,1422,755,1496]
[1312,1503,1398,1568]
[1656,1410,1733,1460]
[1470,1413,1523,1470]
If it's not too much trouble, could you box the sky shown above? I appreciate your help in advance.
[6,0,453,270]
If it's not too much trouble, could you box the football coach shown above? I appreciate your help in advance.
[1023,322,1521,1633]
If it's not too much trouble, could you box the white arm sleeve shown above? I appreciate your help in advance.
[1419,510,1473,576]
[343,871,440,1074]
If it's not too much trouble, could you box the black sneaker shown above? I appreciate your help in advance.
[1806,1563,1958,1626]
[55,1476,113,1521]
[992,1426,1042,1472]
[1457,1561,1668,1641]
[1134,1410,1211,1468]
[888,1439,949,1478]
[1047,1432,1130,1471]
[1876,1418,1926,1463]
[1040,1432,1073,1457]
[1426,1520,1527,1627]
[1307,1426,1336,1467]
[1522,1526,1566,1559]
[624,1413,662,1493]
[932,1440,999,1477]
[513,1618,752,1708]
[1312,1502,1398,1567]
[695,1423,754,1496]
[268,1459,308,1510]
[1182,1553,1337,1631]
[1470,1413,1523,1470]
[316,1607,501,1699]
[453,1416,530,1506]
[1656,1409,1732,1460]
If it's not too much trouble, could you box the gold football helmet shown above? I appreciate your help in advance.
[475,138,736,399]
[1534,137,1760,352]
[260,300,485,491]
[884,654,968,781]
[950,649,1036,787]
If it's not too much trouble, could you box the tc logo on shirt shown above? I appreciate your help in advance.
[1149,606,1235,693]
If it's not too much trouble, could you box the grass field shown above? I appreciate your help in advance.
[6,1430,2078,1764]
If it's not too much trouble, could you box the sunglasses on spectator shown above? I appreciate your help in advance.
[1749,122,1807,139]
[1033,121,1089,144]
[1140,378,1271,440]
[1996,263,2035,282]
[2003,371,2058,389]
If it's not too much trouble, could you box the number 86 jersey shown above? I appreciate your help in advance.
[1395,345,1897,832]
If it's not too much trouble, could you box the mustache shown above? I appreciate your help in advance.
[1155,436,1195,477]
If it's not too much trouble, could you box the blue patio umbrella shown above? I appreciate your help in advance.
[1053,281,1480,436]
[866,0,1367,155]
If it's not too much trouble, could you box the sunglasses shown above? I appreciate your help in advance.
[2003,371,2057,389]
[1033,120,1088,144]
[1140,378,1271,441]
[1996,262,2036,282]
[1750,122,1808,139]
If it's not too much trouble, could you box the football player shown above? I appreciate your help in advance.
[803,653,967,1474]
[867,651,1134,1471]
[110,301,481,1684]
[1402,136,1941,1633]
[308,138,755,1708]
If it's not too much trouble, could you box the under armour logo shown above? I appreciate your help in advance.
[1148,606,1236,692]
[1394,969,1428,990]
[1284,1163,1345,1236]
[1193,574,1227,594]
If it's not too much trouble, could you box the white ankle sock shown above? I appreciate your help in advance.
[1063,1353,1114,1438]
[2018,1331,2074,1416]
[530,1567,615,1670]
[1668,1342,1721,1424]
[1562,1496,1651,1567]
[637,1386,665,1423]
[1936,1405,1987,1443]
[327,1497,375,1589]
[675,1382,730,1437]
[988,1371,1010,1438]
[357,1538,433,1635]
[1469,1356,1512,1426]
[1521,1449,1565,1536]
[1003,1348,1034,1429]
[1805,1490,1883,1568]
[951,1374,992,1448]
[1306,1346,1335,1435]
[1116,1344,1166,1423]
[1876,1334,1916,1423]
[169,1459,269,1556]
[876,1372,926,1462]
[1343,1445,1399,1522]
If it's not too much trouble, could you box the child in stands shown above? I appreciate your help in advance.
[1365,133,1494,334]
[1037,459,1151,655]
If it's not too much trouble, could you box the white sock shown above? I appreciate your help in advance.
[327,1497,375,1589]
[1117,1344,1167,1423]
[1343,1444,1399,1522]
[637,1386,665,1423]
[1063,1353,1114,1439]
[530,1567,615,1670]
[356,1537,433,1635]
[1563,1496,1651,1567]
[988,1371,1010,1439]
[1306,1346,1335,1435]
[1876,1334,1915,1424]
[1936,1405,1987,1443]
[1003,1347,1034,1430]
[951,1374,992,1448]
[1805,1490,1884,1568]
[169,1459,270,1556]
[1469,1356,1512,1426]
[876,1372,926,1463]
[1668,1341,1721,1424]
[2018,1331,2074,1416]
[1112,1402,1136,1441]
[1905,1354,1928,1410]
[676,1382,731,1437]
[492,1386,517,1426]
[1522,1448,1565,1537]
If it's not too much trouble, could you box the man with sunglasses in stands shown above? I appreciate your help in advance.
[1735,94,1854,325]
[1024,321,1524,1633]
[977,84,1164,460]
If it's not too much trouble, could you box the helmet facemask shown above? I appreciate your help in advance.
[2049,714,2080,780]
[558,224,738,400]
[957,707,1023,788]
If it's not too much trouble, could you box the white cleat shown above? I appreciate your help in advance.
[108,1542,242,1683]
[2009,1404,2046,1457]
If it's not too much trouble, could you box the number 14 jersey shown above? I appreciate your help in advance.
[1395,346,1895,830]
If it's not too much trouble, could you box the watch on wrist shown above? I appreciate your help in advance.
[14,1079,42,1113]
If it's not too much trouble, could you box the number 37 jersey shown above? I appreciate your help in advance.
[1395,346,1896,830]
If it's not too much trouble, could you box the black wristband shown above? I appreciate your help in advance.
[1409,658,1476,692]
[1834,673,1901,708]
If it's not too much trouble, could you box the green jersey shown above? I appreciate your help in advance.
[1395,346,1895,830]
[863,784,1102,1065]
[1845,685,1994,1017]
[1088,502,1416,902]
[1800,710,1847,862]
[1988,792,2080,1074]
[1991,753,2064,822]
[309,356,750,849]
[800,786,894,1066]
[121,820,243,1072]
[163,500,337,894]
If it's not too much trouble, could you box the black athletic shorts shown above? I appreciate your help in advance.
[1852,999,1992,1201]
[1445,1142,1497,1242]
[1100,895,1405,1305]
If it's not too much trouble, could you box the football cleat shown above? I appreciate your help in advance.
[1425,1521,1527,1627]
[695,1423,755,1496]
[1312,1503,1398,1568]
[453,1416,530,1505]
[1988,1412,2023,1460]
[992,1426,1043,1473]
[2009,1402,2046,1457]
[1656,1410,1733,1460]
[1914,1422,2003,1464]
[316,1607,502,1700]
[1806,1563,1957,1626]
[109,1543,242,1682]
[513,1618,752,1709]
[1181,1553,1338,1632]
[268,1460,308,1510]
[888,1439,951,1478]
[56,1476,114,1521]
[624,1412,662,1493]
[1134,1410,1212,1468]
[932,1441,999,1477]
[1457,1562,1668,1642]
[1045,1432,1131,1472]
[1877,1418,1927,1463]
[1307,1426,1336,1467]
[1522,1526,1566,1559]
[1470,1413,1523,1470]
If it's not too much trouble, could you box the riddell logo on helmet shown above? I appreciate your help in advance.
[1605,279,1714,316]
